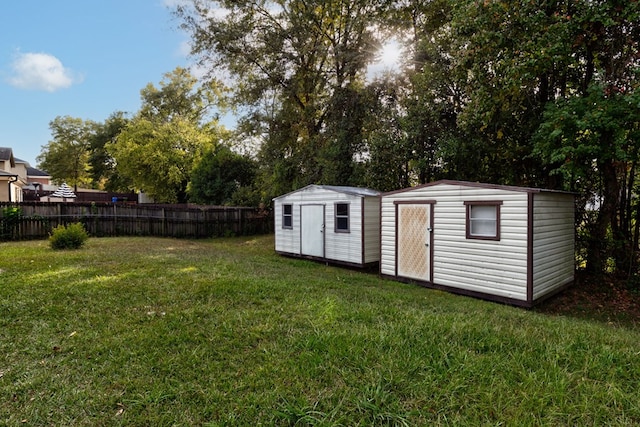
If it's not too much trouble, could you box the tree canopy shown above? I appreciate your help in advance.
[107,67,228,203]
[35,0,640,276]
[173,0,640,275]
[37,116,96,191]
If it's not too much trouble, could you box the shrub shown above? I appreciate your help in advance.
[1,206,22,240]
[49,222,89,250]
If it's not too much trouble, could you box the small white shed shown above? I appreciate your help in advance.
[380,180,575,307]
[274,185,381,268]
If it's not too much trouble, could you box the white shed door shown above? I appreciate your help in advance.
[301,205,325,258]
[397,204,431,281]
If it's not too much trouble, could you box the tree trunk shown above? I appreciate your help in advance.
[586,159,620,274]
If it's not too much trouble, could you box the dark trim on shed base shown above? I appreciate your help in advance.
[379,274,569,308]
[276,250,379,270]
[531,277,575,306]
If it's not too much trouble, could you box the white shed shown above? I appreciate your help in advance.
[380,180,575,307]
[274,185,381,268]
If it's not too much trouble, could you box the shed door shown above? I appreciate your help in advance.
[301,204,325,258]
[397,203,431,281]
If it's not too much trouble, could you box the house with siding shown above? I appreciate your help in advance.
[380,180,575,307]
[0,147,26,202]
[274,185,381,268]
[0,148,52,202]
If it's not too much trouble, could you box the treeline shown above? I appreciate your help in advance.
[37,0,639,275]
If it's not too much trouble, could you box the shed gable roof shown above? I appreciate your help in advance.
[382,180,574,197]
[274,184,380,200]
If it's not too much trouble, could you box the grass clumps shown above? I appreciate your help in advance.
[49,222,89,250]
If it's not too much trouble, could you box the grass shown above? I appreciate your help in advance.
[1,235,639,426]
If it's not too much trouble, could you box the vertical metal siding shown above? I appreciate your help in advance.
[532,193,575,299]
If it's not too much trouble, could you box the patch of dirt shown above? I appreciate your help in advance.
[535,272,640,327]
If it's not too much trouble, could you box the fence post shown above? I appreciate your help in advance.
[113,203,117,236]
[162,208,166,236]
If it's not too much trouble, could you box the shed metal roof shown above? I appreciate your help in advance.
[381,180,575,196]
[273,184,380,200]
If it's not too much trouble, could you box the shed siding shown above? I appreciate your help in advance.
[274,186,380,266]
[532,193,574,300]
[274,198,301,255]
[363,196,381,263]
[324,197,364,265]
[381,183,530,301]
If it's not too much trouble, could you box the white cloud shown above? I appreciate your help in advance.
[7,52,81,92]
[162,0,188,7]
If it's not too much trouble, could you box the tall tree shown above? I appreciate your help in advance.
[88,111,131,192]
[451,0,640,273]
[175,0,382,196]
[188,146,258,206]
[108,67,227,203]
[37,116,95,191]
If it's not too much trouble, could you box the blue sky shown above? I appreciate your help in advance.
[0,0,190,167]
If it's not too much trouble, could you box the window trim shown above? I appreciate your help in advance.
[334,202,350,233]
[464,201,503,241]
[282,204,293,229]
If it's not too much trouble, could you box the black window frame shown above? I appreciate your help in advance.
[334,202,350,233]
[282,204,293,229]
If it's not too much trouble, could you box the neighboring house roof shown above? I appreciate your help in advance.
[0,170,19,178]
[25,165,51,177]
[0,147,13,160]
[50,182,77,198]
[0,147,16,167]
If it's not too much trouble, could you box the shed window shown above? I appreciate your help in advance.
[282,204,293,229]
[335,203,350,232]
[465,201,502,240]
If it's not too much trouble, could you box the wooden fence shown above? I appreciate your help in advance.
[0,202,273,240]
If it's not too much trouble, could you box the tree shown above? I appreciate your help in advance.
[37,116,95,191]
[175,0,382,196]
[88,112,131,192]
[451,0,640,273]
[188,146,258,205]
[108,68,227,203]
[535,85,640,274]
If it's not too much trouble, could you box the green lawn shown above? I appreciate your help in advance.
[1,235,639,426]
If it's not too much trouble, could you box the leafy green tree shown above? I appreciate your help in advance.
[111,117,217,203]
[108,68,227,203]
[175,0,381,196]
[188,146,258,206]
[362,77,414,191]
[88,112,131,192]
[451,0,640,273]
[535,85,640,273]
[37,116,96,191]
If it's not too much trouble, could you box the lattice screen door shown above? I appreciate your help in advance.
[397,204,431,281]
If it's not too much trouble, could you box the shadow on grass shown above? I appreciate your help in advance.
[534,271,640,328]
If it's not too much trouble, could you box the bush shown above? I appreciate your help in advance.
[49,222,89,250]
[1,206,22,240]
